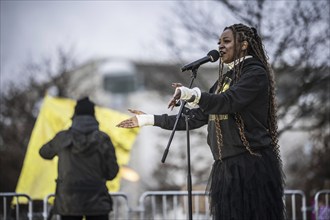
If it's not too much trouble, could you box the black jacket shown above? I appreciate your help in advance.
[154,57,272,160]
[39,115,119,215]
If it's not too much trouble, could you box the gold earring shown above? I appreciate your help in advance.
[242,42,248,50]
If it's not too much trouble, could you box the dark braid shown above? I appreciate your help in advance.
[215,23,280,159]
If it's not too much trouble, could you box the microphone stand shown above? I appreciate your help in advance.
[161,66,200,220]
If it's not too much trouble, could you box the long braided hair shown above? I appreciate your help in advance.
[214,23,280,159]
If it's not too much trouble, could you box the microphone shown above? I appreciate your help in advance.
[181,50,220,72]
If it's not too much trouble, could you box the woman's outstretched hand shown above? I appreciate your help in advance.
[116,109,145,128]
[168,83,182,110]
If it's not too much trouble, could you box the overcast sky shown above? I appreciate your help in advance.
[0,1,181,87]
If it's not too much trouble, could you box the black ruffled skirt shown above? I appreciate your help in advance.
[207,148,285,220]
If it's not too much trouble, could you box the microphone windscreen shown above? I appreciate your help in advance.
[207,50,220,62]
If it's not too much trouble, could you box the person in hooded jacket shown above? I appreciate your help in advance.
[40,97,119,220]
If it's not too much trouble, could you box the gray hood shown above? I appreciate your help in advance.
[70,115,99,154]
[71,115,99,134]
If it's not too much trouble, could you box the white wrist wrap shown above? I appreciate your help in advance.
[179,86,201,104]
[136,114,154,127]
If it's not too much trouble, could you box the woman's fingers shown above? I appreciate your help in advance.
[172,83,183,88]
[116,116,138,128]
[128,109,145,115]
[167,98,177,110]
[168,83,183,110]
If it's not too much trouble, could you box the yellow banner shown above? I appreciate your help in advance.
[15,95,139,200]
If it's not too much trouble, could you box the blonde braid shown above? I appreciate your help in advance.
[214,63,225,160]
[215,115,223,160]
[234,114,261,156]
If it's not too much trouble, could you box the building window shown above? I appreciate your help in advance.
[103,73,137,94]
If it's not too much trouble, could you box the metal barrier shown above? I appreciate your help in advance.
[138,191,210,220]
[42,192,130,220]
[2,190,329,220]
[138,190,309,220]
[314,190,330,220]
[284,190,307,220]
[0,192,33,220]
[109,192,131,220]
